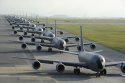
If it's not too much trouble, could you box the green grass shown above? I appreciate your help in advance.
[36,17,125,53]
[57,24,125,53]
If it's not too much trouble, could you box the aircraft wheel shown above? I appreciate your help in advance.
[41,40,44,43]
[100,69,107,75]
[24,32,27,35]
[27,28,29,31]
[65,48,69,51]
[74,68,80,75]
[48,48,52,52]
[77,46,81,51]
[32,34,34,36]
[20,28,23,31]
[31,38,35,42]
[96,72,101,77]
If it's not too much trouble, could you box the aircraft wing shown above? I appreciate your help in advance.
[58,50,79,55]
[105,61,125,67]
[34,36,53,41]
[83,42,96,45]
[13,57,87,67]
[15,29,42,34]
[92,50,103,53]
[66,42,96,48]
[24,42,55,47]
[16,30,25,32]
[62,36,78,39]
[15,35,32,38]
[66,44,78,47]
[10,40,55,47]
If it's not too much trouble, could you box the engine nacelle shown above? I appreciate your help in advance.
[24,32,27,35]
[31,37,36,42]
[32,61,41,70]
[20,27,23,31]
[36,45,42,51]
[12,26,15,29]
[121,63,125,73]
[14,31,17,34]
[50,27,53,30]
[19,36,23,41]
[56,63,65,73]
[75,37,79,41]
[60,31,63,35]
[90,44,96,49]
[21,43,27,49]
[43,28,45,31]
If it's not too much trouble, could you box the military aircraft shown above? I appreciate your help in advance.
[19,22,95,51]
[13,26,125,77]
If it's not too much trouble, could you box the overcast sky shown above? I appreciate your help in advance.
[0,0,125,18]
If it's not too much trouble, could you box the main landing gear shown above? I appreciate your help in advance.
[48,47,52,52]
[96,69,107,77]
[74,67,80,75]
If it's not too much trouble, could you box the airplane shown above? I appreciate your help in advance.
[13,26,43,36]
[18,30,55,42]
[18,20,79,43]
[13,26,125,77]
[18,21,95,51]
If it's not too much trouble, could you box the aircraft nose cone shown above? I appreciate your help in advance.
[60,43,64,49]
[49,34,55,37]
[59,41,65,49]
[96,59,103,69]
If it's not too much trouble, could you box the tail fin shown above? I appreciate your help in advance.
[80,26,84,51]
[55,20,57,37]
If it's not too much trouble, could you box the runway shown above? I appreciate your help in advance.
[0,15,125,83]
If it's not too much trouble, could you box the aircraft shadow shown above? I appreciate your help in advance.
[8,70,123,81]
[0,49,61,55]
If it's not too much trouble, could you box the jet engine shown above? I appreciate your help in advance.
[12,26,15,29]
[60,31,63,35]
[19,36,23,41]
[14,31,17,34]
[56,63,65,73]
[36,45,42,51]
[75,37,79,41]
[31,37,36,42]
[32,60,41,70]
[43,28,45,31]
[121,63,125,73]
[90,44,96,49]
[20,27,23,31]
[64,38,69,43]
[21,43,27,49]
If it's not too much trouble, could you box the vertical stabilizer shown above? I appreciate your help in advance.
[55,20,57,37]
[46,18,48,28]
[80,26,84,51]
